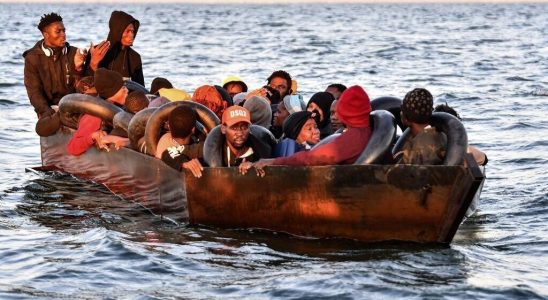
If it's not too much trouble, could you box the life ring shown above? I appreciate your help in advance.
[371,96,405,131]
[203,124,276,167]
[354,110,396,164]
[392,112,468,166]
[58,93,123,129]
[144,101,220,156]
[128,108,157,151]
[125,80,149,94]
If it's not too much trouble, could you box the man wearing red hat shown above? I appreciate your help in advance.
[219,106,272,168]
[241,85,373,176]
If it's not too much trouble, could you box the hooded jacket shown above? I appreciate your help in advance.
[23,40,81,117]
[99,11,144,85]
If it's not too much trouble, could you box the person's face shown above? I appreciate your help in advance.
[222,121,250,149]
[121,24,135,47]
[325,87,342,100]
[269,77,290,99]
[307,102,324,122]
[273,102,289,127]
[43,22,66,48]
[111,86,129,105]
[330,100,343,132]
[226,83,244,99]
[296,118,320,145]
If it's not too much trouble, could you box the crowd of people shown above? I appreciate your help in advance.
[24,11,487,178]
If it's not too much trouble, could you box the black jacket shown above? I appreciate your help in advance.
[99,11,144,85]
[23,40,81,116]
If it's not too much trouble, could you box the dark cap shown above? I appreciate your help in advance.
[402,88,433,124]
[283,110,317,140]
[94,68,124,99]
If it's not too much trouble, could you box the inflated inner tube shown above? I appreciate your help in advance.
[203,124,276,167]
[392,112,468,166]
[371,96,405,131]
[112,111,134,138]
[128,108,157,151]
[58,93,123,129]
[202,126,223,167]
[144,101,220,156]
[125,80,150,94]
[354,110,396,165]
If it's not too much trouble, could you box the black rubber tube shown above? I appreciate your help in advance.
[144,101,220,156]
[58,93,123,129]
[354,110,396,165]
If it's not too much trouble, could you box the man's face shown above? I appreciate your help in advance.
[326,87,342,100]
[111,86,129,105]
[121,23,135,47]
[273,101,289,127]
[330,100,343,132]
[225,83,244,98]
[222,121,250,149]
[269,77,290,99]
[43,21,66,48]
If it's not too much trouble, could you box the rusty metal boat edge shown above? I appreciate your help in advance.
[40,129,484,244]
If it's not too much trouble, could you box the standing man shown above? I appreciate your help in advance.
[89,11,144,86]
[23,12,86,136]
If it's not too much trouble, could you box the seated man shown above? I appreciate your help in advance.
[325,83,347,100]
[150,77,191,101]
[161,106,205,177]
[67,68,129,156]
[220,106,272,167]
[394,88,447,165]
[124,90,149,114]
[242,85,373,176]
[330,100,345,133]
[274,111,320,158]
[222,75,248,99]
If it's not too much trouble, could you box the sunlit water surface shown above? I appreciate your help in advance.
[0,3,547,299]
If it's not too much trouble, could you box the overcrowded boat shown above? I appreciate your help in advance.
[34,84,485,244]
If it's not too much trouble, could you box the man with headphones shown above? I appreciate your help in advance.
[23,12,86,137]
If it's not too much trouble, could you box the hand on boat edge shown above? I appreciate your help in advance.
[250,158,275,177]
[183,159,204,178]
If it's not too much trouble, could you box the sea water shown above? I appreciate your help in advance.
[0,3,547,299]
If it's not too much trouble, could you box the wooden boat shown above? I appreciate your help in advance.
[36,93,485,244]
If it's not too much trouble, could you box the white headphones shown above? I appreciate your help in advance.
[41,41,67,57]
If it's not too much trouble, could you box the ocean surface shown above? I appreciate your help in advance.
[1,3,547,299]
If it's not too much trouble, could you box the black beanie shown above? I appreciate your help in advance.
[94,68,124,99]
[402,88,433,124]
[307,92,334,127]
[283,111,316,140]
[150,77,173,95]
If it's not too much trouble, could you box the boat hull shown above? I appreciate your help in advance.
[185,164,483,244]
[40,130,484,244]
[40,130,188,221]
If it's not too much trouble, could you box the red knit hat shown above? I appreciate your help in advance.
[336,85,371,128]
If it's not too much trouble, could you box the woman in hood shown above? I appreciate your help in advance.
[90,11,144,86]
